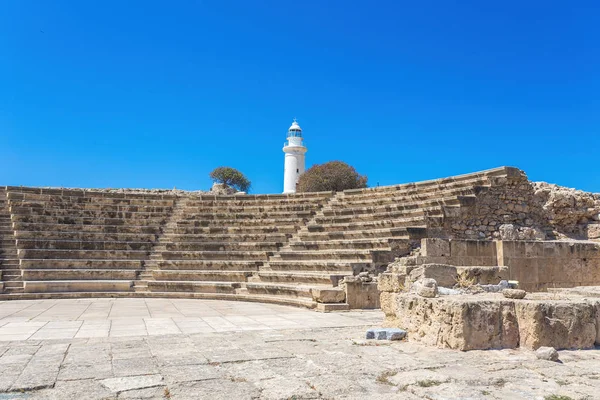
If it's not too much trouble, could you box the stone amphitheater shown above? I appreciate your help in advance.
[2,166,600,399]
[1,166,599,311]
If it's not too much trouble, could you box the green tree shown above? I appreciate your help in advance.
[209,167,251,193]
[296,161,367,193]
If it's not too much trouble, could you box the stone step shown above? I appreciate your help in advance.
[165,241,281,252]
[180,204,322,213]
[177,210,315,223]
[297,226,424,241]
[159,250,269,261]
[275,249,378,261]
[154,260,262,271]
[14,230,158,242]
[19,249,150,260]
[7,192,176,205]
[10,203,173,213]
[23,280,134,293]
[3,281,24,289]
[308,216,441,232]
[255,271,348,285]
[314,207,434,224]
[164,232,290,243]
[339,168,509,196]
[11,215,167,226]
[22,269,138,280]
[245,283,345,302]
[15,239,154,251]
[172,225,299,235]
[20,259,143,269]
[323,197,460,216]
[12,222,161,234]
[289,238,409,251]
[152,270,253,282]
[176,217,310,226]
[332,186,484,207]
[264,260,363,273]
[147,281,239,294]
[1,274,23,281]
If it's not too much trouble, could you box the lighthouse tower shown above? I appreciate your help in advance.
[282,119,307,194]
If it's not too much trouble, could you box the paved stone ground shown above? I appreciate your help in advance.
[0,299,598,399]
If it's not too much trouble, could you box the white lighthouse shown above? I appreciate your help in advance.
[282,119,307,194]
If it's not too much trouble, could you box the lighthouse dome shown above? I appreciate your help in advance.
[288,120,302,132]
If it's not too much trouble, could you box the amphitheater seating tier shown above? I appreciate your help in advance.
[0,167,514,309]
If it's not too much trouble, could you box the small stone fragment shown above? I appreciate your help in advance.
[503,289,527,299]
[535,346,559,362]
[366,328,407,341]
[416,278,438,298]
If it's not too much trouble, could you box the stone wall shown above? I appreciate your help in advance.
[443,168,600,241]
[499,240,600,292]
[387,238,600,292]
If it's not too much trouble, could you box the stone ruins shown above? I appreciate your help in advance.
[1,166,600,350]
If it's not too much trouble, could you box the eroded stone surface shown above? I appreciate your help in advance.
[382,292,600,350]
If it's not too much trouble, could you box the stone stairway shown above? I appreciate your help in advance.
[0,189,23,294]
[134,196,189,292]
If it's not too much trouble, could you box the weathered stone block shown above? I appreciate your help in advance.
[377,272,405,293]
[408,264,457,288]
[344,280,379,309]
[421,238,450,257]
[503,289,526,299]
[311,288,345,304]
[514,301,597,350]
[456,266,508,285]
[385,294,519,350]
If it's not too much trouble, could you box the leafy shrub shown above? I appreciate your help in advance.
[209,167,251,193]
[296,161,367,193]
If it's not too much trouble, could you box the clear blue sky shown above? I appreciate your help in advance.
[2,1,599,193]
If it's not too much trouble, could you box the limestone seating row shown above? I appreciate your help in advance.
[152,270,254,282]
[19,259,143,269]
[322,194,466,215]
[22,269,137,281]
[158,250,269,261]
[307,215,442,232]
[337,181,488,203]
[23,280,133,293]
[313,205,446,225]
[154,260,263,271]
[297,226,425,241]
[11,215,168,226]
[329,186,485,207]
[288,237,408,251]
[18,249,150,260]
[164,241,281,252]
[10,203,173,213]
[6,186,177,198]
[175,218,310,227]
[339,167,511,196]
[164,232,290,243]
[11,208,172,219]
[12,222,161,234]
[15,231,158,242]
[16,239,153,251]
[171,225,299,235]
[7,193,176,206]
[178,203,322,213]
[177,210,315,220]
